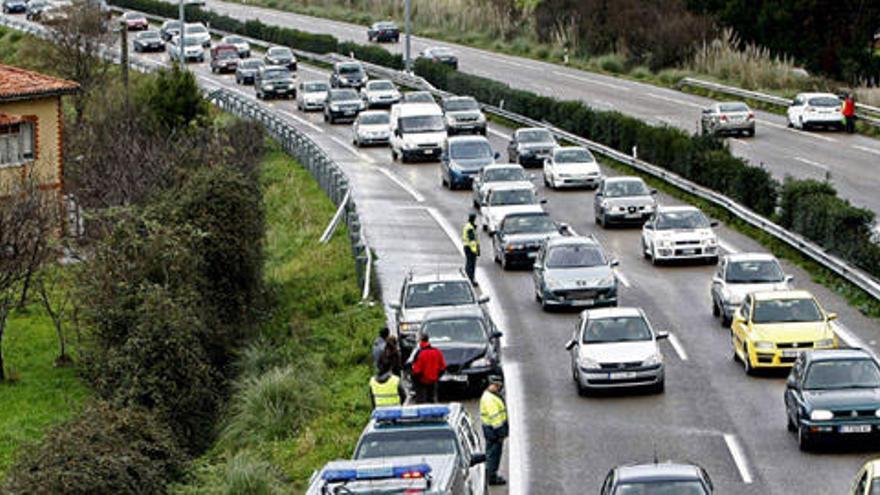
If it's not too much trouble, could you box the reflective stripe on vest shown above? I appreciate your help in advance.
[480,390,507,428]
[370,375,401,406]
[462,223,479,254]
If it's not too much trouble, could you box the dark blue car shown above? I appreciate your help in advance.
[3,0,27,14]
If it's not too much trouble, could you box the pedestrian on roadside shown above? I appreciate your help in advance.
[372,327,390,371]
[480,375,509,486]
[379,334,403,375]
[410,332,446,404]
[843,93,857,134]
[462,213,480,286]
[369,364,406,408]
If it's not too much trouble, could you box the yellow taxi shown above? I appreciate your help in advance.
[731,290,837,374]
[850,459,880,495]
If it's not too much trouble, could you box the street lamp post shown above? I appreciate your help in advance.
[178,0,185,66]
[404,0,411,73]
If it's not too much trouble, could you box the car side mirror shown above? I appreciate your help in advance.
[394,128,402,137]
[389,302,400,310]
[643,223,654,230]
[470,453,487,466]
[494,151,501,160]
[827,312,837,321]
[540,198,548,204]
[491,331,503,339]
[595,191,603,197]
[710,221,720,228]
[785,275,794,283]
[733,314,746,325]
[558,222,570,234]
[610,259,620,267]
[565,339,577,350]
[650,189,658,195]
[478,295,490,304]
[712,276,723,284]
[656,331,670,340]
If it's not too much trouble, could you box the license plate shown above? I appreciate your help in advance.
[625,212,641,219]
[608,372,637,380]
[680,249,697,255]
[440,374,467,383]
[424,149,435,155]
[343,110,354,115]
[840,425,871,433]
[782,350,802,358]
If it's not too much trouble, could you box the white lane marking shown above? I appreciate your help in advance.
[614,269,631,288]
[853,144,880,157]
[723,434,754,484]
[498,58,527,69]
[667,333,689,361]
[756,119,788,130]
[488,127,512,140]
[645,92,704,109]
[277,108,324,133]
[329,136,375,162]
[425,207,464,255]
[375,167,425,203]
[793,156,828,172]
[552,71,631,92]
[499,361,528,495]
[718,239,740,254]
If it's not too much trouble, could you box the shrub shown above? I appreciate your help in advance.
[595,52,626,74]
[136,65,211,132]
[2,402,186,495]
[172,451,287,495]
[339,41,404,70]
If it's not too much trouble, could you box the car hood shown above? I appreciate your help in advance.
[359,123,391,133]
[544,265,614,288]
[723,282,790,305]
[451,156,494,172]
[403,131,446,145]
[431,342,488,366]
[304,91,328,101]
[552,162,599,174]
[751,321,834,342]
[652,228,715,241]
[448,110,482,119]
[501,231,561,245]
[366,89,399,98]
[602,195,655,208]
[581,340,658,363]
[803,388,880,410]
[485,205,544,226]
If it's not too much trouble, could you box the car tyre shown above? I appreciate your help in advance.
[746,127,755,137]
[651,379,665,394]
[712,299,720,318]
[743,344,755,375]
[721,313,732,328]
[797,424,814,451]
[500,253,509,271]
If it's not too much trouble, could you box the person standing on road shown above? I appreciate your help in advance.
[462,213,480,286]
[843,93,856,134]
[372,327,389,371]
[369,364,406,408]
[480,375,509,486]
[410,332,446,404]
[379,334,403,375]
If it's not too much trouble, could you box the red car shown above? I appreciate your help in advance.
[122,12,148,31]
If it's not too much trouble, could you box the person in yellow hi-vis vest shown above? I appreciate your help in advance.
[461,213,480,286]
[480,375,508,486]
[369,365,406,408]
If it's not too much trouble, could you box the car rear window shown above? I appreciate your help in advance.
[719,103,749,112]
[808,96,841,107]
[614,480,707,495]
[355,430,458,459]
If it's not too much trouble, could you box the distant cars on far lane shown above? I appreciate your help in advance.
[367,21,400,42]
[700,101,755,137]
[418,46,459,70]
[2,0,27,14]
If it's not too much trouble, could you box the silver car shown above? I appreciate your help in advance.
[565,307,668,395]
[594,176,657,227]
[352,110,391,147]
[360,79,401,108]
[220,35,251,58]
[533,236,618,310]
[711,252,792,326]
[442,96,486,135]
[296,80,329,111]
[183,22,211,48]
[700,101,755,137]
[471,163,531,208]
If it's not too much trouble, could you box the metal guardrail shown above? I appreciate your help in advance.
[676,77,880,127]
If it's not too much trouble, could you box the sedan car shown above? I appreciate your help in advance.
[507,127,557,167]
[543,146,601,189]
[534,236,618,309]
[121,11,148,30]
[323,88,364,124]
[413,307,502,393]
[731,290,838,374]
[159,20,181,41]
[221,35,251,58]
[600,463,713,494]
[234,58,263,85]
[296,80,330,111]
[492,212,569,269]
[367,21,400,42]
[472,163,530,208]
[401,91,435,104]
[254,66,295,99]
[264,46,297,71]
[850,459,880,495]
[2,0,27,14]
[440,136,498,190]
[353,110,391,147]
[360,79,400,108]
[701,101,755,137]
[442,96,486,135]
[711,253,793,326]
[167,36,205,63]
[787,92,844,131]
[480,182,544,233]
[566,307,667,394]
[594,176,657,227]
[418,46,458,69]
[785,349,880,451]
[641,206,719,265]
[132,30,165,53]
[183,22,211,48]
[331,61,368,89]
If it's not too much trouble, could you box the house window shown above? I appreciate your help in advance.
[0,121,36,167]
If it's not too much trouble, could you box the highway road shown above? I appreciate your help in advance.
[153,0,880,220]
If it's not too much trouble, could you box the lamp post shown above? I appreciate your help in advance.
[404,0,411,73]
[178,0,185,66]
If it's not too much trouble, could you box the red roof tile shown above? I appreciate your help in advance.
[0,64,79,102]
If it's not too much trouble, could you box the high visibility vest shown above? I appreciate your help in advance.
[462,223,479,254]
[480,390,507,428]
[370,375,401,407]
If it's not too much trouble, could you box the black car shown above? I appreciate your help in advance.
[263,46,296,71]
[418,47,458,70]
[367,21,400,42]
[2,0,27,14]
[785,349,880,451]
[410,307,502,393]
[235,59,263,85]
[323,88,364,124]
[492,212,569,269]
[601,463,713,495]
[254,66,295,100]
[132,30,165,53]
[25,0,49,20]
[507,127,558,167]
[330,61,368,89]
[159,20,181,41]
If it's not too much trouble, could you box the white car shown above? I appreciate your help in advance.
[543,146,602,189]
[360,80,401,108]
[565,307,668,395]
[296,80,329,111]
[480,182,544,234]
[183,22,211,48]
[787,92,844,131]
[641,205,719,265]
[471,163,531,208]
[220,35,251,58]
[352,110,391,147]
[711,252,793,326]
[167,36,205,63]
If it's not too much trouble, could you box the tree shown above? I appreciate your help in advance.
[34,267,76,367]
[135,65,211,132]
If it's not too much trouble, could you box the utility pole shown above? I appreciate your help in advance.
[120,26,129,90]
[178,0,186,67]
[404,0,411,73]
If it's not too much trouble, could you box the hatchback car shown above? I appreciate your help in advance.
[641,206,719,265]
[132,30,165,53]
[492,212,569,270]
[711,253,793,326]
[600,462,713,494]
[543,146,601,189]
[264,46,297,71]
[2,0,27,14]
[441,136,498,190]
[296,80,330,111]
[418,46,458,69]
[442,96,486,135]
[480,182,544,233]
[566,307,667,394]
[331,61,368,89]
[183,22,211,48]
[594,176,657,227]
[220,35,251,58]
[324,88,364,124]
[507,127,557,167]
[731,290,838,374]
[234,58,263,85]
[353,110,391,147]
[785,349,880,451]
[787,92,844,131]
[472,163,530,208]
[534,236,619,310]
[850,459,880,495]
[254,66,295,99]
[167,36,205,63]
[121,11,148,30]
[701,101,755,137]
[367,21,400,42]
[361,79,400,108]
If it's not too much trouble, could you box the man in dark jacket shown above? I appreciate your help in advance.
[409,332,446,404]
[372,327,389,371]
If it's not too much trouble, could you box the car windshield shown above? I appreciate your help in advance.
[752,298,823,323]
[450,141,493,160]
[725,260,784,283]
[518,129,554,144]
[422,317,487,344]
[225,36,244,43]
[404,92,434,103]
[216,49,236,59]
[359,113,389,125]
[809,96,840,107]
[803,359,880,390]
[431,48,454,57]
[339,64,363,75]
[584,316,652,343]
[376,22,396,29]
[399,115,445,133]
[655,210,709,230]
[139,31,160,40]
[368,81,395,91]
[445,98,479,111]
[405,281,474,309]
[264,68,291,80]
[546,245,605,268]
[124,13,144,19]
[554,148,594,163]
[269,47,292,57]
[484,168,527,182]
[183,37,201,46]
[355,430,458,460]
[330,89,359,101]
[502,215,556,234]
[241,60,262,69]
[186,25,207,34]
[605,180,649,198]
[489,189,536,206]
[614,480,707,495]
[719,102,749,112]
[304,82,328,92]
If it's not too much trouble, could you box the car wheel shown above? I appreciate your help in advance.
[543,172,550,187]
[651,379,665,394]
[500,254,509,271]
[797,424,813,451]
[743,344,755,375]
[746,127,755,137]
[721,313,732,328]
[798,117,805,130]
[706,256,719,265]
[574,368,588,397]
[712,299,720,318]
[391,148,398,161]
[641,238,650,259]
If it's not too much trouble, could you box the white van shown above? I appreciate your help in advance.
[390,103,447,163]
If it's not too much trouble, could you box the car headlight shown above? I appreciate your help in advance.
[338,76,349,83]
[544,278,561,290]
[505,243,522,252]
[875,408,880,418]
[399,322,419,333]
[446,116,456,125]
[597,275,616,287]
[477,113,486,123]
[643,353,662,366]
[469,356,491,368]
[264,84,274,90]
[703,237,717,246]
[815,338,835,348]
[753,341,774,350]
[810,409,833,421]
[330,104,341,111]
[600,200,609,209]
[578,356,600,370]
[657,239,673,248]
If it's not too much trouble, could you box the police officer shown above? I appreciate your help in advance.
[462,213,480,286]
[480,375,508,486]
[369,365,406,408]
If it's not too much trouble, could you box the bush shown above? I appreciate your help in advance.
[595,53,626,74]
[172,451,287,495]
[2,402,186,495]
[339,41,404,70]
[136,65,210,132]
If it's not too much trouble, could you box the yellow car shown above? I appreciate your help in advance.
[731,290,837,373]
[850,459,880,495]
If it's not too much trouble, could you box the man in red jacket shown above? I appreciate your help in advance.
[843,93,856,134]
[410,332,447,404]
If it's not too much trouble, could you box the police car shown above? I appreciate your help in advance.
[306,459,440,494]
[353,405,488,495]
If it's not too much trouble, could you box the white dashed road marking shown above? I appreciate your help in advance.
[330,136,374,162]
[724,434,754,484]
[277,108,325,133]
[552,71,631,92]
[718,239,740,254]
[375,167,425,203]
[667,333,689,361]
[793,156,829,172]
[853,144,880,157]
[487,128,512,140]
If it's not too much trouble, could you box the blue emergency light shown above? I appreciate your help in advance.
[371,405,450,422]
[321,463,432,482]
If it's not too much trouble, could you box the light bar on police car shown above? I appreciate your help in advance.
[371,405,450,422]
[321,463,432,482]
